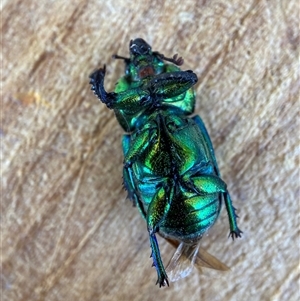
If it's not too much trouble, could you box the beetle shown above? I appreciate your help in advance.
[89,38,242,287]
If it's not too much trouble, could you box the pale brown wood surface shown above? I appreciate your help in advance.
[2,1,299,301]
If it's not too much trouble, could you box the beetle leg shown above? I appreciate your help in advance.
[147,181,174,287]
[147,70,198,100]
[122,164,147,219]
[90,66,151,112]
[224,193,243,239]
[122,134,131,157]
[192,115,243,239]
[89,65,117,109]
[149,233,169,287]
[90,66,196,112]
[122,135,140,206]
[147,182,173,233]
[192,116,221,175]
[122,133,154,219]
[112,54,130,64]
[90,66,149,109]
[123,127,156,165]
[183,174,227,195]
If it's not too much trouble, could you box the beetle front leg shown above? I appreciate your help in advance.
[89,65,117,109]
[148,70,198,100]
[90,65,151,112]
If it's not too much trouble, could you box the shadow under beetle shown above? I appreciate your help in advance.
[89,38,242,287]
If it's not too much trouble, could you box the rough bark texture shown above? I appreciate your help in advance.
[2,1,299,301]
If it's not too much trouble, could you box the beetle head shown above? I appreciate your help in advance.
[129,38,152,56]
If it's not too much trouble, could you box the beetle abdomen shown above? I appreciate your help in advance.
[160,192,221,241]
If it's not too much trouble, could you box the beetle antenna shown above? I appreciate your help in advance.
[112,54,130,64]
[154,52,184,66]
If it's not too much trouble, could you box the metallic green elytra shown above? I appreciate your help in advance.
[89,38,242,287]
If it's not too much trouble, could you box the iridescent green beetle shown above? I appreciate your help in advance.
[89,38,242,287]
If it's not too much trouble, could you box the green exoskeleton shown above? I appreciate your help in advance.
[89,38,242,287]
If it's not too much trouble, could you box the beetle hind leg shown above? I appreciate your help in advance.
[223,193,243,239]
[149,234,169,287]
[192,115,243,239]
[147,181,175,287]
